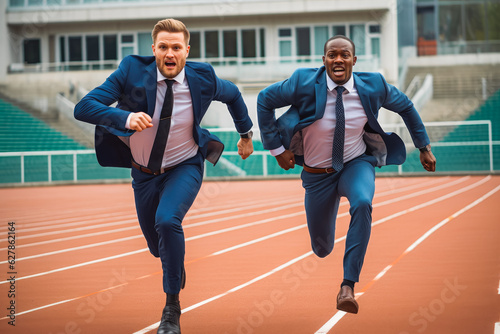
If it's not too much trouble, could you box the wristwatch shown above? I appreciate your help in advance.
[419,144,431,153]
[240,130,253,139]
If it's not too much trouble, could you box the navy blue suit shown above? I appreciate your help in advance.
[75,55,252,294]
[258,67,430,282]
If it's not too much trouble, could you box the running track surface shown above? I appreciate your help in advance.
[1,176,499,334]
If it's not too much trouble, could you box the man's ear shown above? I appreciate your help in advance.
[353,56,357,66]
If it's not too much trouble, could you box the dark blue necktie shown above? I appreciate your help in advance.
[332,86,345,172]
[147,79,174,172]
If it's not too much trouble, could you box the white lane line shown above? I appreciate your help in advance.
[0,176,483,283]
[132,251,315,334]
[0,235,143,264]
[315,182,500,334]
[0,177,488,323]
[0,224,310,321]
[0,175,470,261]
[0,226,140,251]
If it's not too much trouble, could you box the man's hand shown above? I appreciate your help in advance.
[237,138,253,160]
[129,112,153,132]
[276,150,295,170]
[420,150,436,172]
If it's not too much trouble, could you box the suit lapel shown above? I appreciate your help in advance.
[185,66,201,124]
[354,73,384,133]
[314,70,327,120]
[145,61,157,117]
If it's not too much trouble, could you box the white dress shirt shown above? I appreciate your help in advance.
[271,74,368,168]
[126,68,198,168]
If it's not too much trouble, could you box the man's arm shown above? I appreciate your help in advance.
[257,73,298,170]
[74,57,136,136]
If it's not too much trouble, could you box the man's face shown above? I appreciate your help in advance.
[323,38,357,86]
[152,31,190,79]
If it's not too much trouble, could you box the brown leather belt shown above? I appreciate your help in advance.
[303,164,337,174]
[131,160,177,175]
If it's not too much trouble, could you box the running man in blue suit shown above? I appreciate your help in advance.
[257,35,436,314]
[75,18,254,334]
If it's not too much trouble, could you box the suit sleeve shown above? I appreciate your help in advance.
[212,70,253,134]
[74,57,133,136]
[379,74,430,149]
[257,70,299,150]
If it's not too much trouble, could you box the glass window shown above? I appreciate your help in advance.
[86,35,99,61]
[314,26,329,56]
[189,32,201,58]
[350,24,366,55]
[371,37,380,58]
[121,35,134,43]
[279,28,292,37]
[121,46,134,58]
[417,6,436,40]
[23,39,41,64]
[28,0,43,5]
[204,31,219,58]
[59,36,66,62]
[465,4,486,41]
[260,28,266,57]
[9,0,24,7]
[332,25,346,36]
[242,29,256,58]
[138,32,152,56]
[69,36,82,62]
[369,25,381,34]
[439,5,463,42]
[103,35,117,60]
[296,27,311,56]
[279,40,292,57]
[223,30,237,57]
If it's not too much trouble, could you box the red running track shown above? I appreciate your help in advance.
[0,175,499,334]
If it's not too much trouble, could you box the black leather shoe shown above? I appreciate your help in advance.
[157,295,181,334]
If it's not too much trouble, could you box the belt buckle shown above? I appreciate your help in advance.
[326,168,333,174]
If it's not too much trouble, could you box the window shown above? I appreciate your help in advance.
[296,27,311,56]
[86,36,99,61]
[103,35,117,60]
[278,28,293,58]
[314,26,329,56]
[350,24,366,55]
[189,32,201,59]
[69,36,82,62]
[138,32,152,56]
[23,39,41,64]
[332,25,346,36]
[439,5,463,42]
[242,29,256,58]
[120,34,134,58]
[223,30,237,57]
[204,31,219,58]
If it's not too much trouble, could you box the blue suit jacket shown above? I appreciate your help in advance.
[74,55,253,168]
[257,67,430,167]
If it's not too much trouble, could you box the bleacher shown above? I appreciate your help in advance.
[401,89,500,173]
[0,99,86,152]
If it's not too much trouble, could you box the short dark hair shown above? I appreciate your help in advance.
[323,35,356,56]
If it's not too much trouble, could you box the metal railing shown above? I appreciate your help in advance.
[0,120,497,185]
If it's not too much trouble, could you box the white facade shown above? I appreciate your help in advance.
[3,0,398,83]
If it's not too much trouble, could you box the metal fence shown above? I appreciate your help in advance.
[0,121,498,186]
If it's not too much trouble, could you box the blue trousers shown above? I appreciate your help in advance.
[131,152,204,294]
[301,154,377,282]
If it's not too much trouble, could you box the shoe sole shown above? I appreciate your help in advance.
[337,299,359,314]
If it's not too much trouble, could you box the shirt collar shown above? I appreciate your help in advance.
[157,68,185,85]
[326,72,354,93]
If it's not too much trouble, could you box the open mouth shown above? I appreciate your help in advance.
[165,61,176,69]
[333,66,345,76]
